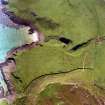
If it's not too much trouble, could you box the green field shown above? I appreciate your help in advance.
[8,0,105,104]
[9,0,105,45]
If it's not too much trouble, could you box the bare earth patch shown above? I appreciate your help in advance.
[35,83,104,105]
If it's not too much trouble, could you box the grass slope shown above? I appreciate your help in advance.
[8,0,105,104]
[9,0,105,45]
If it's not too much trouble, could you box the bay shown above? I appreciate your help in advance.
[0,24,31,62]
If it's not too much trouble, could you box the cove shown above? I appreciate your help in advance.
[0,24,31,62]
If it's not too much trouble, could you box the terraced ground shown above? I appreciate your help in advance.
[8,0,105,104]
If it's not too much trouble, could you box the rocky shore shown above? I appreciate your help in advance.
[3,8,38,34]
[0,0,44,104]
[0,34,44,104]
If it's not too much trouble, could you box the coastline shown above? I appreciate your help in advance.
[3,8,38,34]
[0,25,44,104]
[0,29,44,104]
[0,0,44,104]
[0,32,44,104]
[7,32,44,59]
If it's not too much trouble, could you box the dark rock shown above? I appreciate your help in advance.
[1,0,8,5]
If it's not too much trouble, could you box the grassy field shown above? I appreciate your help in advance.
[13,39,93,93]
[9,0,105,45]
[8,0,105,104]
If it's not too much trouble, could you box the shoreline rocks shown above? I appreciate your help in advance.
[0,0,44,104]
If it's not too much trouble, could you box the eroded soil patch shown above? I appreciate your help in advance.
[26,83,104,105]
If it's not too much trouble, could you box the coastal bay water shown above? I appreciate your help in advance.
[0,24,32,62]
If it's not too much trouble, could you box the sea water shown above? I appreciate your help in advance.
[0,24,31,62]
